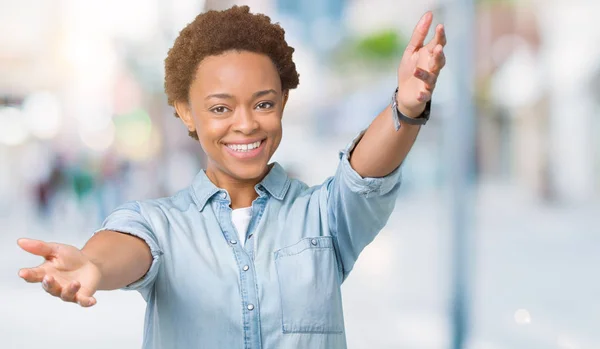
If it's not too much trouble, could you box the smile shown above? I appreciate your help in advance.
[225,140,263,153]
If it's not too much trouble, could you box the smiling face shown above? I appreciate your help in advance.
[175,50,287,185]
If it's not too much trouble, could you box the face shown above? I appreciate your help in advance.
[175,50,287,185]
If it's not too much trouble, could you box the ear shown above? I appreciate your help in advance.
[174,100,196,133]
[282,90,289,111]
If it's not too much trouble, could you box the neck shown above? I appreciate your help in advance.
[205,165,270,209]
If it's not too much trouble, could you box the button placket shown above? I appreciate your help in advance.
[216,200,261,345]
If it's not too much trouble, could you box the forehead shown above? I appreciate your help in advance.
[191,50,281,95]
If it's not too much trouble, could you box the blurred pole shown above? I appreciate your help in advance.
[442,0,476,349]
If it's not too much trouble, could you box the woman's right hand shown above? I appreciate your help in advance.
[18,238,102,307]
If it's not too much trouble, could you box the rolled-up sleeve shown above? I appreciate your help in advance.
[95,201,162,294]
[327,130,402,281]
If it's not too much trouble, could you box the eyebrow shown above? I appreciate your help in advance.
[205,89,278,100]
[252,89,277,99]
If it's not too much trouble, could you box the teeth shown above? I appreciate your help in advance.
[227,141,262,152]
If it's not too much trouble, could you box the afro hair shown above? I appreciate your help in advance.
[164,5,300,139]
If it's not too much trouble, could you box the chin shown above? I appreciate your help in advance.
[226,161,270,182]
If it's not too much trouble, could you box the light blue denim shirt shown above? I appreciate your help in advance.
[97,132,402,349]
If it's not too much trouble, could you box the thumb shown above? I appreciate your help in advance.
[17,238,56,259]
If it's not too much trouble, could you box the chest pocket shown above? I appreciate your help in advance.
[274,236,344,334]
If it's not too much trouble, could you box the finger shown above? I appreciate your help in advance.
[18,267,46,283]
[42,275,62,298]
[60,281,81,303]
[406,11,433,52]
[436,24,447,46]
[75,294,97,308]
[17,238,55,259]
[427,24,447,52]
[414,67,437,90]
[417,90,432,103]
[429,45,446,73]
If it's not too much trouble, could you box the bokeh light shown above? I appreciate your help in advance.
[0,107,29,146]
[114,108,154,160]
[22,92,63,139]
[79,119,116,152]
[514,309,532,325]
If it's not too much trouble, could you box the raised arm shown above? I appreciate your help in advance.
[324,12,447,280]
[350,12,446,178]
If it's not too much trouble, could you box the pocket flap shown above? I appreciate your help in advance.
[274,236,334,259]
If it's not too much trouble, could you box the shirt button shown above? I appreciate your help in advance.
[230,240,237,245]
[243,265,249,271]
[247,304,254,311]
[311,239,317,246]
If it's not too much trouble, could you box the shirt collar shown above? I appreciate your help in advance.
[191,162,290,211]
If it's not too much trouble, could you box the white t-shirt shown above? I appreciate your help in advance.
[231,207,252,247]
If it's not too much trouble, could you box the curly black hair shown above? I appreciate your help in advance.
[164,5,300,139]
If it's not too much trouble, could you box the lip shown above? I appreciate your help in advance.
[223,139,266,159]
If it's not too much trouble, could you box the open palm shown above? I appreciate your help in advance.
[396,12,447,118]
[18,239,101,307]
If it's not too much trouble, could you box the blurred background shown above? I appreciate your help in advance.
[1,0,599,348]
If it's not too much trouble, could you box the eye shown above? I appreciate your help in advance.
[210,106,230,114]
[255,101,274,110]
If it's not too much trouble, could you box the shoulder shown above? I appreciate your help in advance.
[136,186,198,217]
[284,176,334,203]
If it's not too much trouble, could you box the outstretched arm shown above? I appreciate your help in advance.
[17,231,152,307]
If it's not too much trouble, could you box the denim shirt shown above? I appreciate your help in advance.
[97,132,402,349]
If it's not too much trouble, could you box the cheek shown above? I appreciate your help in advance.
[264,114,283,135]
[197,121,227,152]
[266,117,283,150]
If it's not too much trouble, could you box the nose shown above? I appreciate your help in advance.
[232,107,259,135]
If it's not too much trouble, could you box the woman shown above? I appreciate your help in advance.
[17,5,446,349]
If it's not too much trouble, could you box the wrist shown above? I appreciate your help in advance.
[394,89,426,118]
[81,249,103,275]
[396,103,426,119]
[391,88,431,129]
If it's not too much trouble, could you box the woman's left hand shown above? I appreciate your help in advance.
[396,12,447,118]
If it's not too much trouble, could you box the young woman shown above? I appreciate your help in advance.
[17,5,446,349]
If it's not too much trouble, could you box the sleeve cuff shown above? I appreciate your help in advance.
[93,226,162,291]
[337,129,403,198]
[94,200,163,292]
